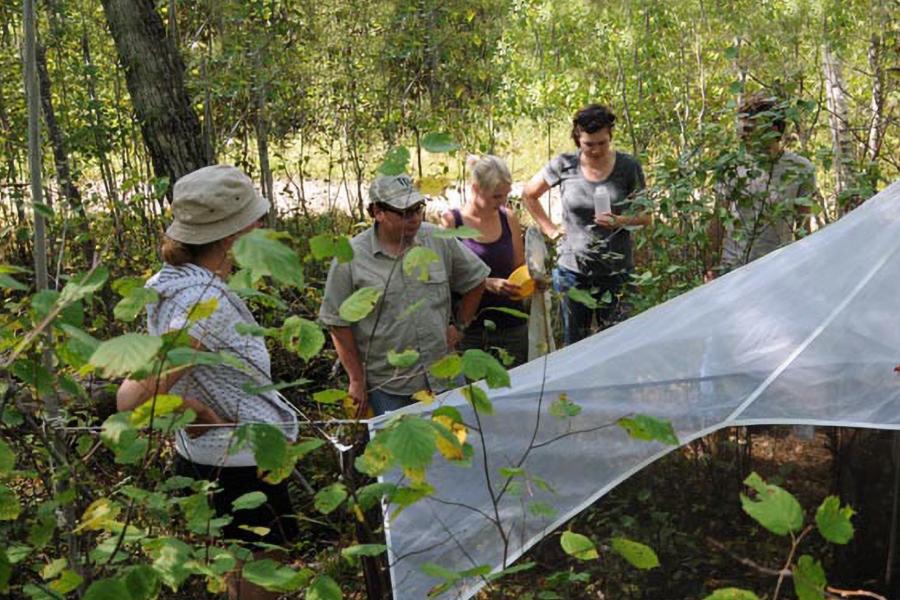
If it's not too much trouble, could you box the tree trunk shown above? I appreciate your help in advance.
[100,0,209,193]
[866,34,885,163]
[822,43,858,214]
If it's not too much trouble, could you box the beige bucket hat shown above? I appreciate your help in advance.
[368,174,425,210]
[166,165,270,245]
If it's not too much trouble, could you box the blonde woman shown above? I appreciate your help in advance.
[441,155,528,366]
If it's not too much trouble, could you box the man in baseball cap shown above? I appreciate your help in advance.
[320,173,489,416]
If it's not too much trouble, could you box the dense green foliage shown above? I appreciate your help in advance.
[0,0,898,598]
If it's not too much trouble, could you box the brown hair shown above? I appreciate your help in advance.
[571,103,616,146]
[160,236,217,266]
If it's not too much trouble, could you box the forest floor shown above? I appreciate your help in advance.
[472,426,890,600]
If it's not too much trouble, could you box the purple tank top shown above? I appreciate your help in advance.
[451,208,524,325]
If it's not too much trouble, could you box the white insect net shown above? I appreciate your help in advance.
[372,181,900,599]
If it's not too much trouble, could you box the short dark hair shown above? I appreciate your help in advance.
[160,236,217,266]
[571,104,616,146]
[739,94,786,134]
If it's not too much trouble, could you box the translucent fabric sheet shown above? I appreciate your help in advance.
[371,181,900,599]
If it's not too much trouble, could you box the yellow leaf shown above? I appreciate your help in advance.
[403,467,427,485]
[130,394,183,427]
[353,504,366,523]
[238,525,270,537]
[187,297,218,322]
[412,390,436,405]
[433,415,467,460]
[74,498,120,533]
[417,176,449,196]
[433,415,467,445]
[343,395,374,419]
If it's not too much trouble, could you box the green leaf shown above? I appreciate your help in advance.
[32,201,54,219]
[101,413,148,464]
[566,287,599,309]
[484,306,529,320]
[146,537,193,589]
[793,555,826,600]
[232,229,304,288]
[617,414,679,446]
[354,437,393,477]
[0,484,21,520]
[815,496,854,544]
[244,423,288,477]
[560,531,598,560]
[610,537,659,569]
[232,491,267,511]
[385,417,437,470]
[60,324,100,364]
[130,394,183,428]
[186,297,219,322]
[310,234,354,263]
[402,247,440,282]
[549,394,581,418]
[83,578,130,600]
[0,439,14,475]
[307,574,342,600]
[89,334,163,377]
[378,146,411,175]
[0,274,27,291]
[341,544,386,560]
[314,483,348,514]
[313,389,347,404]
[338,287,381,322]
[279,316,325,361]
[703,589,761,600]
[41,557,67,580]
[59,267,109,304]
[388,348,420,368]
[429,353,462,379]
[0,549,10,592]
[113,287,159,322]
[49,570,83,594]
[122,565,160,600]
[461,349,510,388]
[421,132,460,153]
[242,559,312,592]
[431,226,483,239]
[485,561,536,582]
[461,385,493,415]
[740,472,804,536]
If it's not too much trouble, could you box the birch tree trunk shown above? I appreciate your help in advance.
[100,0,209,192]
[866,34,885,162]
[822,43,857,213]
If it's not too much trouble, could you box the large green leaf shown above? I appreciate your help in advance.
[232,491,267,511]
[0,439,14,476]
[0,549,10,591]
[421,132,460,153]
[793,555,826,600]
[814,496,854,544]
[378,146,411,175]
[130,394,183,428]
[461,385,493,415]
[306,574,342,600]
[49,570,83,594]
[113,287,159,322]
[402,247,440,282]
[388,348,420,368]
[610,537,659,569]
[338,287,381,322]
[279,316,325,361]
[385,417,437,470]
[566,287,599,309]
[617,414,679,446]
[122,565,160,600]
[461,349,510,388]
[560,531,598,560]
[244,423,288,477]
[309,234,354,263]
[59,266,109,305]
[89,334,162,377]
[82,578,130,600]
[101,413,149,464]
[242,560,312,593]
[702,589,761,600]
[429,353,462,379]
[232,229,304,288]
[146,537,193,589]
[0,274,27,291]
[0,484,20,520]
[314,483,348,514]
[740,472,804,536]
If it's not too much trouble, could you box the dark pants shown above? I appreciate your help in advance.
[368,388,415,416]
[553,266,628,346]
[461,320,529,367]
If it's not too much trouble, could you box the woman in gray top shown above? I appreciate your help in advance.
[523,103,650,345]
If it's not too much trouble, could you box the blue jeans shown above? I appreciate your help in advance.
[368,388,415,416]
[553,266,627,346]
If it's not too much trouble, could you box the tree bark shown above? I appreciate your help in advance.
[866,34,885,162]
[822,43,858,213]
[100,0,209,193]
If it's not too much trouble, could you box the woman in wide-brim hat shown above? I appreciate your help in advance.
[117,164,299,600]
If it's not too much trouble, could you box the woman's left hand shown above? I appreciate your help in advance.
[594,212,619,229]
[486,277,522,297]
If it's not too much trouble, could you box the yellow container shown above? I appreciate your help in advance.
[508,265,535,300]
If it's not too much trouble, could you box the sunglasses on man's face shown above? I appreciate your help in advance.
[378,203,425,218]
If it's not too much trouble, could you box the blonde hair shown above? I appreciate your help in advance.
[466,154,512,193]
